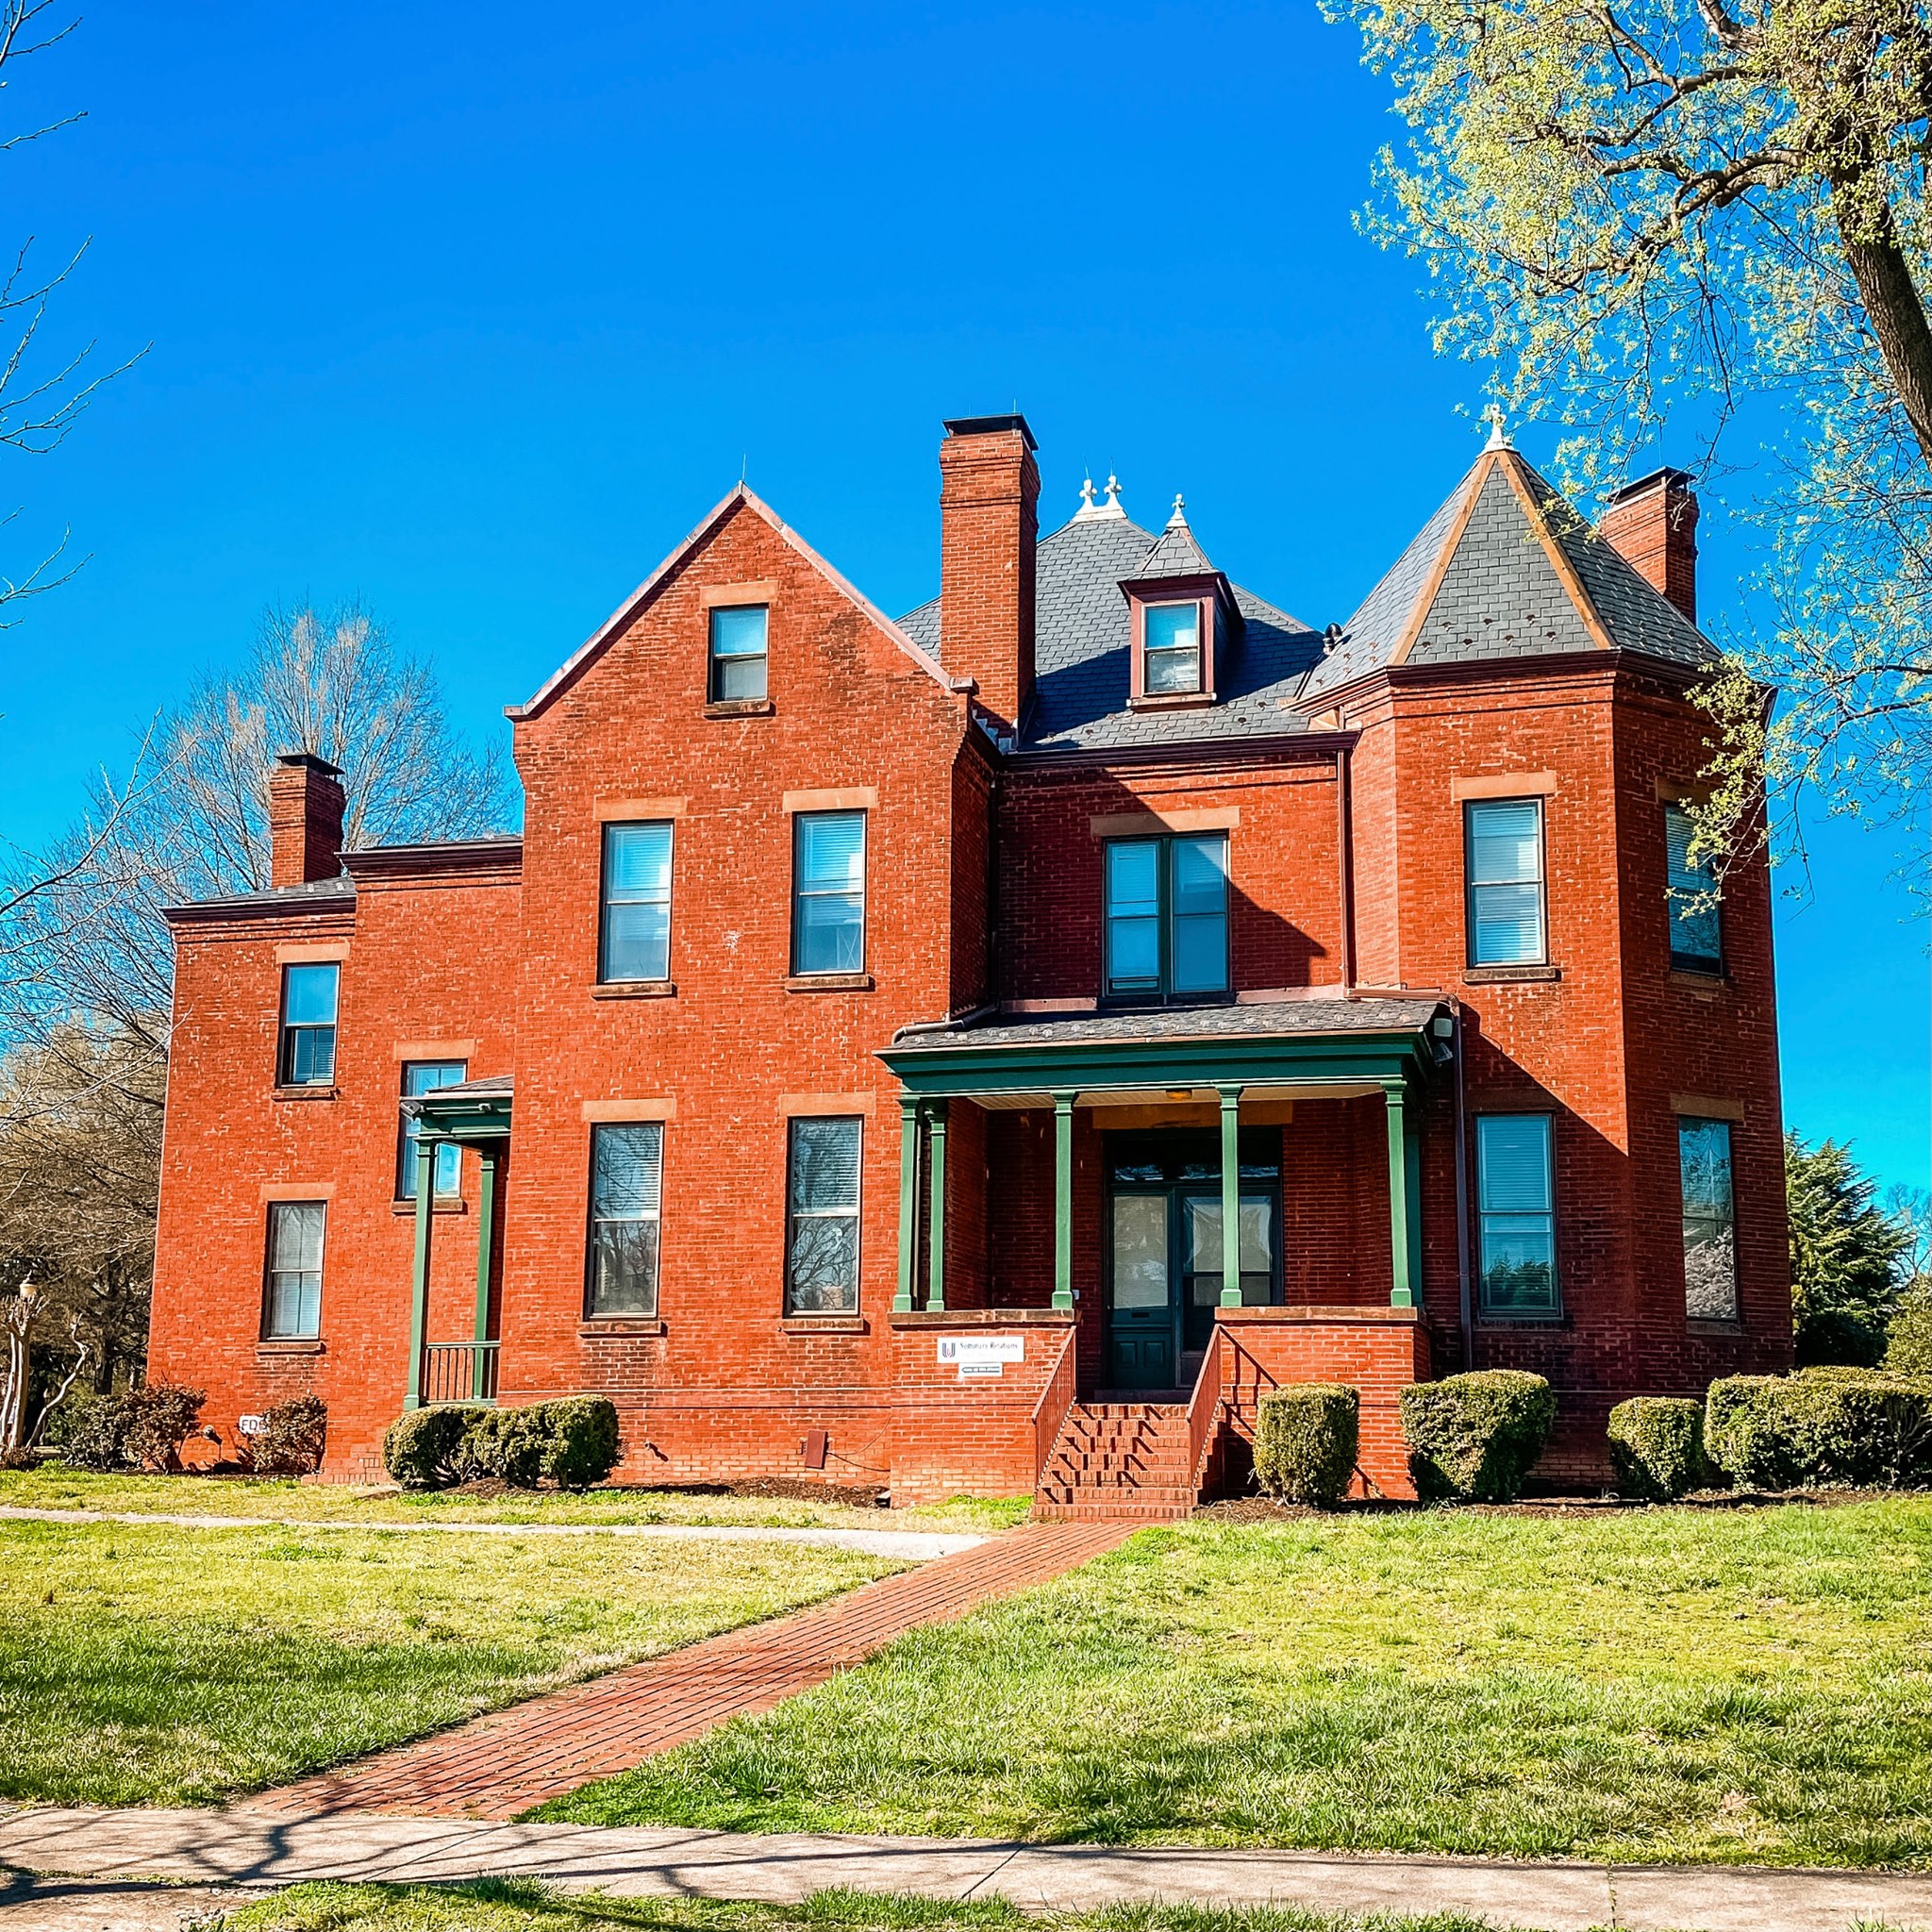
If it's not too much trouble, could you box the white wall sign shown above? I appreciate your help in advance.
[238,1413,267,1437]
[939,1335,1025,1378]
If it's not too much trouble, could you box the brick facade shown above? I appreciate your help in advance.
[149,417,1790,1501]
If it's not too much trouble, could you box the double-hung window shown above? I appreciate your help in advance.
[1142,602,1203,694]
[1104,834,1228,1001]
[398,1060,466,1199]
[1465,799,1546,967]
[791,810,866,974]
[785,1117,861,1314]
[1475,1114,1558,1315]
[1679,1117,1739,1320]
[263,1200,325,1339]
[1664,803,1722,972]
[587,1123,662,1317]
[278,963,340,1086]
[708,604,769,703]
[599,821,675,983]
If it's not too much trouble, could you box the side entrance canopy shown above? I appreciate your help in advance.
[876,995,1447,1315]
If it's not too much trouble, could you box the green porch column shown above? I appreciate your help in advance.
[1051,1090,1076,1310]
[473,1146,498,1402]
[1384,1082,1414,1308]
[405,1140,434,1408]
[1218,1084,1243,1307]
[925,1101,948,1311]
[894,1097,921,1313]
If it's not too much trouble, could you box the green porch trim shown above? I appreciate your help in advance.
[1217,1083,1242,1307]
[878,1022,1433,1099]
[474,1145,499,1350]
[1384,1081,1413,1309]
[1051,1090,1076,1311]
[405,1143,433,1410]
[925,1100,948,1312]
[895,1098,922,1313]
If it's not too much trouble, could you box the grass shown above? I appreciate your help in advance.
[0,1518,904,1807]
[541,1499,1932,1870]
[0,1464,1032,1533]
[212,1881,1523,1932]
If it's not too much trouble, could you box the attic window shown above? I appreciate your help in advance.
[1143,604,1202,693]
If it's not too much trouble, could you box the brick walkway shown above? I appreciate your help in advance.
[245,1520,1134,1823]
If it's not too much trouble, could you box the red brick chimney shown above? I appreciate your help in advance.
[939,413,1039,732]
[267,752,346,888]
[1599,467,1700,625]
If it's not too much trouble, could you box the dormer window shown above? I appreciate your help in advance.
[1143,603,1202,694]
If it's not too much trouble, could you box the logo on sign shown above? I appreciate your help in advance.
[238,1414,267,1437]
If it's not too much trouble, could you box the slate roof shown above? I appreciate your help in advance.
[899,500,1322,753]
[1299,442,1718,701]
[164,875,358,920]
[894,995,1443,1052]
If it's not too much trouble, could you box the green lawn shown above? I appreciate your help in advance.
[216,1880,1513,1932]
[0,1518,904,1807]
[0,1464,1031,1532]
[542,1499,1932,1870]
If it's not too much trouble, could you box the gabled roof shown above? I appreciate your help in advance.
[510,483,962,724]
[899,499,1321,755]
[1300,440,1718,701]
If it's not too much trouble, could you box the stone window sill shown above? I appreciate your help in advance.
[704,698,774,720]
[1127,691,1215,711]
[578,1318,666,1338]
[1463,965,1562,986]
[781,1315,867,1335]
[257,1340,325,1356]
[1474,1312,1568,1328]
[591,981,676,1000]
[391,1197,468,1216]
[1686,1317,1744,1337]
[785,973,874,992]
[272,1085,340,1102]
[1668,967,1728,992]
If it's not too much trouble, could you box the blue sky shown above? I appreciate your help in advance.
[0,1,1924,1192]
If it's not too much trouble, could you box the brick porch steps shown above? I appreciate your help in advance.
[1033,1399,1203,1521]
[241,1521,1133,1823]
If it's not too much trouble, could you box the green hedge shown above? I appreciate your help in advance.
[1252,1384,1358,1507]
[1400,1371,1555,1502]
[1706,1368,1932,1491]
[1607,1395,1707,1501]
[383,1397,621,1491]
[1886,1299,1932,1378]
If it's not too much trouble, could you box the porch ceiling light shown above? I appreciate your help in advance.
[1166,1089,1193,1101]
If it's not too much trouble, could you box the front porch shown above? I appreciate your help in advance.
[877,995,1447,1508]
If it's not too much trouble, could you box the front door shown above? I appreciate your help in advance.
[1106,1131,1282,1391]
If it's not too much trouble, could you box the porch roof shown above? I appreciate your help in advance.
[408,1074,513,1142]
[878,994,1444,1104]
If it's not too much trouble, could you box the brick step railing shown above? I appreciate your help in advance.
[1033,1397,1206,1522]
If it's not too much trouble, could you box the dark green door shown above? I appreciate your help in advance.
[1108,1190,1178,1390]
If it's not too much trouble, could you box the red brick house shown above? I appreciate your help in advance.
[148,413,1790,1508]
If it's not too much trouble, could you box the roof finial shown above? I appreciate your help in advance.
[1105,473,1122,512]
[1482,403,1512,452]
[1166,491,1188,530]
[1074,471,1124,523]
[1078,475,1096,510]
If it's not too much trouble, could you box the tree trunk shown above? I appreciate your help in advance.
[1832,191,1932,463]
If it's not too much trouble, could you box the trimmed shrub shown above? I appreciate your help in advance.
[1607,1396,1707,1501]
[1885,1298,1932,1378]
[1401,1370,1556,1502]
[452,1406,548,1487]
[50,1384,205,1473]
[246,1395,328,1476]
[532,1396,621,1489]
[1252,1384,1359,1507]
[382,1406,485,1490]
[51,1391,129,1471]
[1706,1369,1932,1491]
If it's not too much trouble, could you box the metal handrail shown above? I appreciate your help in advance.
[421,1340,500,1406]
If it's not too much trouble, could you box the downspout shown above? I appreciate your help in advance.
[1451,995,1474,1373]
[1335,745,1357,992]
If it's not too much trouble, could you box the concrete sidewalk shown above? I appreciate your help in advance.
[0,1504,984,1560]
[2,1807,1925,1932]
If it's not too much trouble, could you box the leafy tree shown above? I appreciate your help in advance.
[1329,0,1932,887]
[1785,1132,1914,1362]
